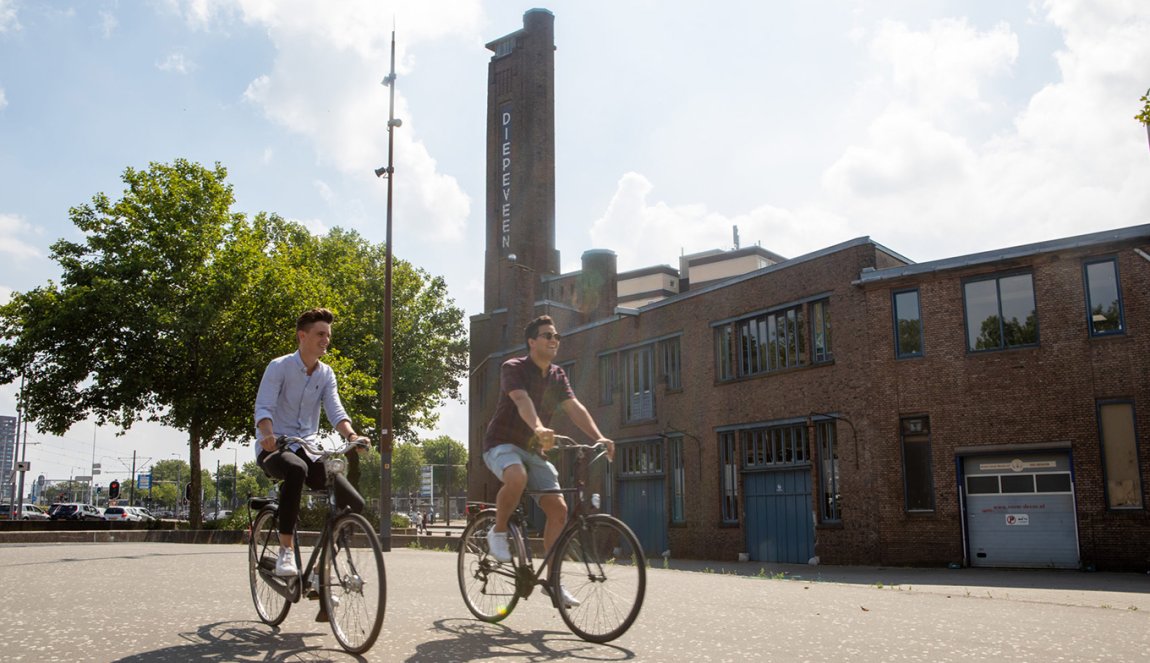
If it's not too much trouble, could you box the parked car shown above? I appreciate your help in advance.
[132,507,158,522]
[103,506,143,522]
[15,504,49,520]
[206,509,232,522]
[49,503,104,521]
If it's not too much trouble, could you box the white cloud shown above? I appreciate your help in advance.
[0,214,42,260]
[156,52,192,74]
[231,2,480,241]
[0,285,12,306]
[98,10,118,38]
[0,0,20,33]
[0,86,7,111]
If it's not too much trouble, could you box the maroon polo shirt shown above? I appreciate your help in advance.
[483,355,576,451]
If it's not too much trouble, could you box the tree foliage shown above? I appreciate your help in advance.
[0,159,468,525]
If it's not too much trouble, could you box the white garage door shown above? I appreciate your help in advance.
[963,452,1079,569]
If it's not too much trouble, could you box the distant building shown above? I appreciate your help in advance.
[468,10,1150,570]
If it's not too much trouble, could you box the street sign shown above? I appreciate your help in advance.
[137,473,151,490]
[92,463,101,469]
[14,461,30,472]
[74,475,92,482]
[92,469,101,475]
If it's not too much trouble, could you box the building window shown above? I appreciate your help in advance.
[1084,259,1124,336]
[811,299,832,363]
[817,421,840,522]
[599,354,616,405]
[669,435,685,523]
[715,304,807,381]
[893,289,924,358]
[624,346,655,422]
[963,273,1038,351]
[901,416,934,511]
[1098,401,1143,509]
[660,337,682,390]
[719,431,739,524]
[620,439,663,476]
[743,424,808,468]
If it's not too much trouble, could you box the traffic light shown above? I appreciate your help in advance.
[109,480,120,500]
[185,482,193,501]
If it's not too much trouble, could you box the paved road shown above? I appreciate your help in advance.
[2,542,1148,662]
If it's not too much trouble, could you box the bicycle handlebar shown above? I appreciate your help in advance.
[540,434,612,464]
[275,435,369,461]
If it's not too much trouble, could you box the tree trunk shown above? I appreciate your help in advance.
[189,417,202,527]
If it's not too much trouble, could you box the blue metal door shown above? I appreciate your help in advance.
[618,477,667,556]
[743,468,814,564]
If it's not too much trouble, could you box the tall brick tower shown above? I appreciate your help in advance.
[468,9,559,500]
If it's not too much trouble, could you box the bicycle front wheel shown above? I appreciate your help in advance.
[249,507,292,626]
[457,509,520,622]
[553,514,647,643]
[321,513,386,654]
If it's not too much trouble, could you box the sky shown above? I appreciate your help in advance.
[1,0,1148,489]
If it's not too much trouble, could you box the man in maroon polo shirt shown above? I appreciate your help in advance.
[482,315,615,607]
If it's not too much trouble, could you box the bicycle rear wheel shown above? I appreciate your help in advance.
[457,509,520,622]
[249,507,292,626]
[321,512,386,654]
[553,514,647,643]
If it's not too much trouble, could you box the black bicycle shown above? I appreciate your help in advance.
[457,435,646,643]
[248,437,386,654]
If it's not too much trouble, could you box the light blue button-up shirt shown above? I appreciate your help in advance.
[253,350,351,460]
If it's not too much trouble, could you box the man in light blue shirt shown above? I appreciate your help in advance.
[254,307,369,586]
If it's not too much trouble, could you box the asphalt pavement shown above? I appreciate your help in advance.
[2,540,1148,662]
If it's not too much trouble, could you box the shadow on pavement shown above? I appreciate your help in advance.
[405,618,635,662]
[111,621,362,663]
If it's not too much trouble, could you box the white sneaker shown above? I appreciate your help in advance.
[485,528,512,562]
[543,583,581,608]
[275,547,298,577]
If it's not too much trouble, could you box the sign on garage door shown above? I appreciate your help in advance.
[963,452,1079,569]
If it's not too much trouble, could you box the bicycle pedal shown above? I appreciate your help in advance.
[306,589,319,600]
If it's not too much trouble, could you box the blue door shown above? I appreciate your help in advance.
[743,468,814,564]
[618,476,666,556]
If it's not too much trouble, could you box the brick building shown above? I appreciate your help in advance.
[467,10,1150,570]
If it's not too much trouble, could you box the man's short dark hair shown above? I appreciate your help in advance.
[297,307,335,332]
[524,315,555,346]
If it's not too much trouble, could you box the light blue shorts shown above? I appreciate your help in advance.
[483,443,561,494]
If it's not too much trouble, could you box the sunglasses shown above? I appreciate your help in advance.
[536,331,562,341]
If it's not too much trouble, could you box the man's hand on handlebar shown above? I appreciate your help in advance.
[533,426,556,451]
[597,437,616,462]
[349,436,371,454]
[259,434,279,452]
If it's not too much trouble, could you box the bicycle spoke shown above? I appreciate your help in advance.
[322,513,385,654]
[457,509,520,622]
[554,515,646,643]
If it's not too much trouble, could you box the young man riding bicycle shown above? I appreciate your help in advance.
[482,315,615,608]
[253,308,370,600]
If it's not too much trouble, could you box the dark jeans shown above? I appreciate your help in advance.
[257,447,365,536]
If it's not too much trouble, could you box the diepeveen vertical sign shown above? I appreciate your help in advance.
[500,103,512,252]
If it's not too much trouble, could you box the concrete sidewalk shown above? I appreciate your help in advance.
[658,556,1150,612]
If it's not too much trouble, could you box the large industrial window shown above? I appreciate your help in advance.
[1084,258,1124,336]
[624,346,655,422]
[817,421,840,522]
[811,299,832,363]
[963,273,1038,351]
[1099,401,1143,509]
[901,416,935,511]
[893,289,924,358]
[719,431,739,524]
[669,435,685,524]
[660,336,682,390]
[599,354,616,405]
[715,304,807,380]
[743,424,808,468]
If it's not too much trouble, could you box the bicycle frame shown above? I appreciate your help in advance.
[249,438,364,603]
[491,437,610,603]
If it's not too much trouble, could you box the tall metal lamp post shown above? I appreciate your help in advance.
[374,29,401,551]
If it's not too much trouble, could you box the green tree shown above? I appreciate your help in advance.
[0,159,469,526]
[392,442,425,500]
[422,435,467,524]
